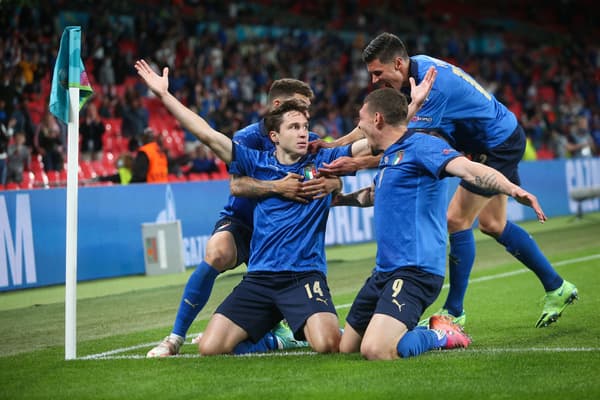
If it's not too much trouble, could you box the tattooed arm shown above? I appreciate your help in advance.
[445,156,547,222]
[331,185,374,207]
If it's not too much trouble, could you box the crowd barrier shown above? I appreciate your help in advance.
[1,157,599,292]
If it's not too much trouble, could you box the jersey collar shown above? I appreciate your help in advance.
[401,57,420,98]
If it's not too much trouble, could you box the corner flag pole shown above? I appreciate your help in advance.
[49,26,93,360]
[64,34,81,361]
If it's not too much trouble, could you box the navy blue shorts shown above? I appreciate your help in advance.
[212,216,252,268]
[215,271,337,342]
[460,125,525,197]
[346,267,444,333]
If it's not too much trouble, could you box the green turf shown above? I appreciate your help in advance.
[1,214,599,399]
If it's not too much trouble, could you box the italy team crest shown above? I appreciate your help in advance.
[390,151,404,165]
[304,163,317,180]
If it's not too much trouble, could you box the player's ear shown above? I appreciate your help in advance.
[269,130,279,144]
[374,112,384,129]
[394,56,403,71]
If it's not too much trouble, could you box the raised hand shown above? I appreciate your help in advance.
[134,60,169,98]
[409,66,437,108]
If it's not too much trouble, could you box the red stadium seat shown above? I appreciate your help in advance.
[21,171,35,189]
[33,170,49,188]
[78,161,97,181]
[168,173,187,182]
[46,171,62,187]
[187,172,209,181]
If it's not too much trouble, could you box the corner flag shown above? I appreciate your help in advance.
[49,26,93,361]
[49,26,93,123]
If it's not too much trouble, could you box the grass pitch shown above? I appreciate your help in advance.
[1,214,599,399]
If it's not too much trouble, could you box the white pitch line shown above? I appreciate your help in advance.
[79,347,600,361]
[80,253,599,360]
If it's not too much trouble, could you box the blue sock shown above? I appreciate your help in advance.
[397,329,446,358]
[172,261,219,338]
[444,229,475,317]
[496,221,562,291]
[233,332,279,355]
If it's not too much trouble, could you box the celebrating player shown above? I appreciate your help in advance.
[319,32,577,328]
[146,76,343,357]
[336,87,547,360]
[136,59,374,355]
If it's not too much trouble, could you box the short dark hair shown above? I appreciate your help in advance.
[267,78,314,103]
[264,98,309,133]
[362,32,409,64]
[364,88,408,126]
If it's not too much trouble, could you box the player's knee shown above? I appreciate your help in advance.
[478,219,505,238]
[198,334,229,356]
[309,333,340,354]
[447,212,468,232]
[339,337,358,354]
[360,340,396,360]
[204,246,235,272]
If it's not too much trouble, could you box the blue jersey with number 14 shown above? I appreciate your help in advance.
[405,55,518,154]
[229,143,351,274]
[219,120,319,227]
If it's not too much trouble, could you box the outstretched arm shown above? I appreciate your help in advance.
[135,60,233,163]
[445,157,547,222]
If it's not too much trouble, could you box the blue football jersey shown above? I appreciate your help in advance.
[218,120,320,227]
[404,55,518,154]
[229,142,352,274]
[373,132,461,277]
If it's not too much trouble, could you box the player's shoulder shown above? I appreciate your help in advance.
[233,122,262,139]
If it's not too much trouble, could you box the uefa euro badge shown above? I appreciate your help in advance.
[303,163,317,180]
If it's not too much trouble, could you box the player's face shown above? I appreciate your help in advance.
[273,110,310,156]
[357,103,380,154]
[366,58,404,90]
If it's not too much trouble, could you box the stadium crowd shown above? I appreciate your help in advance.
[1,0,599,189]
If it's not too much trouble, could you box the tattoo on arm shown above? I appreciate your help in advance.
[473,173,503,193]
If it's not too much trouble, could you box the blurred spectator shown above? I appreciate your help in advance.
[120,88,149,149]
[0,127,8,185]
[1,98,15,184]
[98,57,116,93]
[311,123,334,143]
[522,134,538,161]
[35,110,64,172]
[569,115,596,158]
[98,94,117,119]
[11,96,36,148]
[130,129,168,183]
[549,127,570,159]
[6,131,30,184]
[96,153,134,185]
[80,103,105,161]
[319,108,345,140]
[181,144,218,175]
